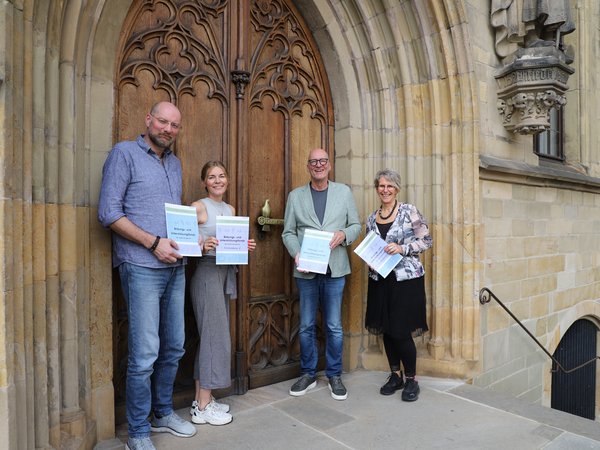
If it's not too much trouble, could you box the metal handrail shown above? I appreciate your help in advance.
[479,287,600,374]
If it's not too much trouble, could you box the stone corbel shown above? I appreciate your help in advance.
[495,46,574,135]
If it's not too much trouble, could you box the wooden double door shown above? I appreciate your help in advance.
[112,0,334,409]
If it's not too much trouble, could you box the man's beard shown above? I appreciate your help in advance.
[148,131,174,149]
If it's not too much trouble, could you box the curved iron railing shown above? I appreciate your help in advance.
[479,287,599,374]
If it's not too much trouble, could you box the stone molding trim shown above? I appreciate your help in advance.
[479,155,600,194]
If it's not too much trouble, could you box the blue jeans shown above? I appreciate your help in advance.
[295,274,345,378]
[118,263,186,438]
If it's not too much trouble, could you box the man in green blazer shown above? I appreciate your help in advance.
[282,148,361,400]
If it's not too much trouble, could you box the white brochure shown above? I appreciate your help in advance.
[164,203,202,257]
[354,230,402,278]
[216,216,250,265]
[297,229,334,274]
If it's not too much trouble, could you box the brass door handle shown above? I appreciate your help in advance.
[257,199,284,232]
[257,216,284,229]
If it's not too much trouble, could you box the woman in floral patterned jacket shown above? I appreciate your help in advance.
[364,168,432,402]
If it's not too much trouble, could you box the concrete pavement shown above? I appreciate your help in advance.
[100,370,600,450]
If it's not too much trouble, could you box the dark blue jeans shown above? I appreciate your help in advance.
[119,263,185,438]
[295,274,345,378]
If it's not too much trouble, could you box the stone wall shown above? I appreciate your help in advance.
[473,0,600,415]
[477,178,600,406]
[0,0,122,448]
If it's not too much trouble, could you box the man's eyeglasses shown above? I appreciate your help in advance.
[308,158,329,167]
[150,114,182,131]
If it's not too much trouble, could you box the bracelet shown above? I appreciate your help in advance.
[149,236,161,253]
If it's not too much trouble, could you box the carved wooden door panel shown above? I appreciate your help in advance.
[243,1,333,388]
[113,0,333,412]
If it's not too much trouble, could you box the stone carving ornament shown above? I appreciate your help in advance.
[491,0,575,59]
[491,0,576,134]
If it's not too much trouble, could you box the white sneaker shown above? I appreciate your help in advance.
[190,397,230,415]
[191,400,233,425]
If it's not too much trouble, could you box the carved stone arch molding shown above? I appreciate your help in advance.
[92,0,481,445]
[89,0,137,444]
[293,0,481,377]
[0,0,139,448]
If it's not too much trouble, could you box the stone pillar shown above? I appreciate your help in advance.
[57,0,88,438]
[32,1,53,445]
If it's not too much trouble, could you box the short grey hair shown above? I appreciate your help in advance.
[374,169,401,190]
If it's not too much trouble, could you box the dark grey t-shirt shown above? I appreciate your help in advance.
[310,185,328,224]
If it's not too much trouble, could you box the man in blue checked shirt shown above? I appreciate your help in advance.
[98,102,196,450]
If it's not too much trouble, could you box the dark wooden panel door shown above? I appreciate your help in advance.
[113,0,333,413]
[244,1,333,388]
[551,319,597,420]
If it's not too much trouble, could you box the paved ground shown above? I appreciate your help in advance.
[98,370,600,450]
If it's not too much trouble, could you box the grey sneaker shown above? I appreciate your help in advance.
[190,397,230,415]
[289,374,317,396]
[150,412,197,437]
[328,376,348,400]
[125,436,156,450]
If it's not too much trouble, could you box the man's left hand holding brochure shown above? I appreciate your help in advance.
[165,203,202,256]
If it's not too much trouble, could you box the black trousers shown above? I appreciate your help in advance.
[383,333,417,377]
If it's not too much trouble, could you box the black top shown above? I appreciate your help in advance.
[376,221,392,240]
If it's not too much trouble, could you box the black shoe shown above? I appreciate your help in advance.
[328,376,348,400]
[289,374,317,396]
[380,371,404,396]
[401,378,420,402]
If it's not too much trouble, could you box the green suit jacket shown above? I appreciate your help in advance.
[282,181,361,278]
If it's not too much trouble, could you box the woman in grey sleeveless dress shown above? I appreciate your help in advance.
[189,161,256,426]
